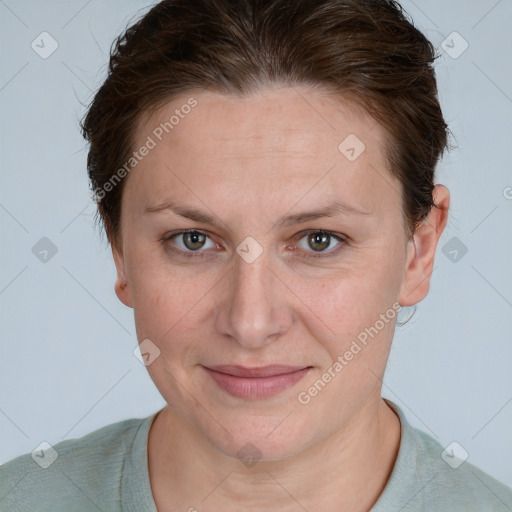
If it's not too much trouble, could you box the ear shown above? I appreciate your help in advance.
[399,184,450,306]
[112,244,134,308]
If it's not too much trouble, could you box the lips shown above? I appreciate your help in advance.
[207,365,309,378]
[202,364,312,399]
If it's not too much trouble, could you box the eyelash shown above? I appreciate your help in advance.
[161,229,347,260]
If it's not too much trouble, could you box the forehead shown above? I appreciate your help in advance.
[137,86,384,155]
[127,86,400,221]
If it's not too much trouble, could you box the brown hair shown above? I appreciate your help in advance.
[81,0,449,247]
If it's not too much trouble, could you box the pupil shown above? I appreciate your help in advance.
[185,231,205,250]
[309,232,329,251]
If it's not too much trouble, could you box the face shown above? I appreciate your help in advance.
[113,86,445,460]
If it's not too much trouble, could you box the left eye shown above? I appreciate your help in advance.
[296,231,344,254]
[169,230,217,252]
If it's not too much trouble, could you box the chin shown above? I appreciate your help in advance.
[199,414,313,464]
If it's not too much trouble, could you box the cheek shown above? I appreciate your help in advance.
[131,271,216,344]
[295,261,401,337]
[125,244,208,339]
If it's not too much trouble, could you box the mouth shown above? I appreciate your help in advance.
[202,364,313,400]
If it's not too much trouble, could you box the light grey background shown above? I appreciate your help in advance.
[1,0,511,489]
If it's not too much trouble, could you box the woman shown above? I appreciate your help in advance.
[1,0,511,510]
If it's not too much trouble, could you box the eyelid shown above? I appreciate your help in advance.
[162,229,347,258]
[292,229,347,258]
[163,229,220,258]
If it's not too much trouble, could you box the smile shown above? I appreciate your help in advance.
[202,365,312,400]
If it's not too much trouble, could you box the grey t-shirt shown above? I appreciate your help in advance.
[1,399,511,511]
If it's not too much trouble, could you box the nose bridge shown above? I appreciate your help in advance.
[217,247,290,348]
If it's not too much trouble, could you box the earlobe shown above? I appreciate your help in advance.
[112,245,134,308]
[399,185,450,307]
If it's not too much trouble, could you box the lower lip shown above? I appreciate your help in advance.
[203,367,311,400]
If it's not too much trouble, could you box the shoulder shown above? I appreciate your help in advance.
[373,400,512,512]
[0,415,154,512]
[412,427,512,509]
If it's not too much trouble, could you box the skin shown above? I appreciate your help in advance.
[112,86,449,511]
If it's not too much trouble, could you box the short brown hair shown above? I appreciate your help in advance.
[81,0,449,246]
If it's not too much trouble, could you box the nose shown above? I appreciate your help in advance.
[214,248,293,349]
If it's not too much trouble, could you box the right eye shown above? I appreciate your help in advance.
[162,230,220,258]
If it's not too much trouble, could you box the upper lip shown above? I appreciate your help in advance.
[204,365,311,378]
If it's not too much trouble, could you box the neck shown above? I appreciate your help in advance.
[148,397,401,512]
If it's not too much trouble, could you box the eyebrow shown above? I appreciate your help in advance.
[144,199,371,230]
